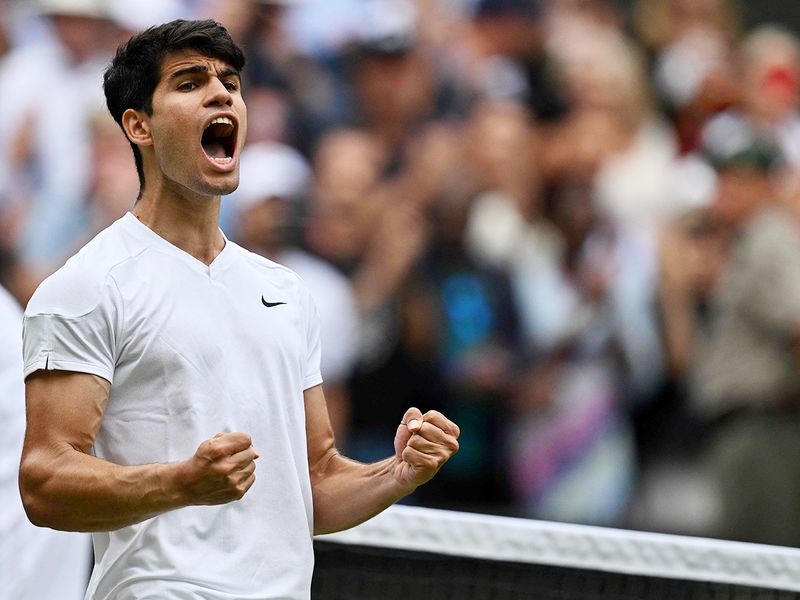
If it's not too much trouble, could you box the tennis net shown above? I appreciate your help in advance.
[313,504,800,599]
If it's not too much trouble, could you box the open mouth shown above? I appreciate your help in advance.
[201,116,237,165]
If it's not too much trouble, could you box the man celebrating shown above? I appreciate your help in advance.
[19,20,459,600]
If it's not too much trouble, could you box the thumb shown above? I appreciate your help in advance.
[394,407,422,459]
[401,407,424,433]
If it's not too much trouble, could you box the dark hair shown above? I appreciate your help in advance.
[103,19,246,195]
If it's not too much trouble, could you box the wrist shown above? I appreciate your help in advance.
[388,458,421,499]
[159,460,193,509]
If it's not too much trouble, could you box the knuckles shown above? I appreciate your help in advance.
[401,447,445,472]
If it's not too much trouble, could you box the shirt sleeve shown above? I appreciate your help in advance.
[22,266,121,384]
[302,285,323,390]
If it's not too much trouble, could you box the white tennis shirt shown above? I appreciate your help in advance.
[23,213,323,600]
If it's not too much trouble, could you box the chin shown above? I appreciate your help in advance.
[199,174,240,197]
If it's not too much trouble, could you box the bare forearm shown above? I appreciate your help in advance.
[22,371,258,531]
[20,446,187,532]
[305,387,458,535]
[311,452,413,535]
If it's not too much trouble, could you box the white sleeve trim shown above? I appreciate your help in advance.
[23,350,114,384]
[303,372,323,391]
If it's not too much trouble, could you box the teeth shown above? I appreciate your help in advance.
[207,117,233,128]
[213,157,233,164]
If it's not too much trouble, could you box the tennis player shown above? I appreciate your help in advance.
[18,19,459,600]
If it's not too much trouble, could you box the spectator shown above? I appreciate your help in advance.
[407,127,523,513]
[0,0,116,299]
[544,25,682,226]
[0,283,90,599]
[469,172,639,525]
[662,118,800,545]
[463,91,659,523]
[736,25,800,165]
[344,6,439,152]
[635,0,742,151]
[470,0,565,120]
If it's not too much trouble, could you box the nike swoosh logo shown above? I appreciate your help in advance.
[262,297,286,308]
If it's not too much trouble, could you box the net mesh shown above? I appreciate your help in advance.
[312,505,800,600]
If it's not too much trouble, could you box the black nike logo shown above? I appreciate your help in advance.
[262,296,286,308]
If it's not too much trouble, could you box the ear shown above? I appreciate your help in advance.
[121,108,153,148]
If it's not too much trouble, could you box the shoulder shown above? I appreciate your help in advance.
[229,244,321,316]
[25,217,147,318]
[233,243,308,287]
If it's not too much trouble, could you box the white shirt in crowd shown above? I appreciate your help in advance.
[0,284,91,600]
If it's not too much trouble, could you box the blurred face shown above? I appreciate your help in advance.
[145,50,248,199]
[198,0,253,42]
[466,101,539,211]
[51,14,103,62]
[314,131,384,205]
[552,27,647,124]
[746,55,800,121]
[240,198,289,254]
[468,102,532,183]
[354,52,433,130]
[91,118,138,217]
[307,131,385,262]
[550,179,595,251]
[672,0,726,22]
[561,47,638,117]
[712,167,772,226]
[243,87,289,145]
[473,13,540,57]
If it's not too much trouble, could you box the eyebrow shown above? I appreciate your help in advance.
[169,65,241,81]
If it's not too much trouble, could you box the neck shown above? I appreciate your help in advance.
[133,185,225,266]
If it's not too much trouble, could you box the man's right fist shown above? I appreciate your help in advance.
[179,432,259,505]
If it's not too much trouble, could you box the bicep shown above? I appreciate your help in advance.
[23,370,111,456]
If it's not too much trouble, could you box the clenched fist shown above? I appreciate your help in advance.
[178,432,259,505]
[393,407,460,490]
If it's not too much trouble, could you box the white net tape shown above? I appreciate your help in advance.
[317,505,800,592]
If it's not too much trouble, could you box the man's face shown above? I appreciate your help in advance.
[146,50,247,198]
[712,166,772,227]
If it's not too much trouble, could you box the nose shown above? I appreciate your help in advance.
[205,77,233,107]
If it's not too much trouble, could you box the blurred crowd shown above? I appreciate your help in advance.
[3,0,800,552]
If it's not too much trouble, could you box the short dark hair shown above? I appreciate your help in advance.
[103,19,246,196]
